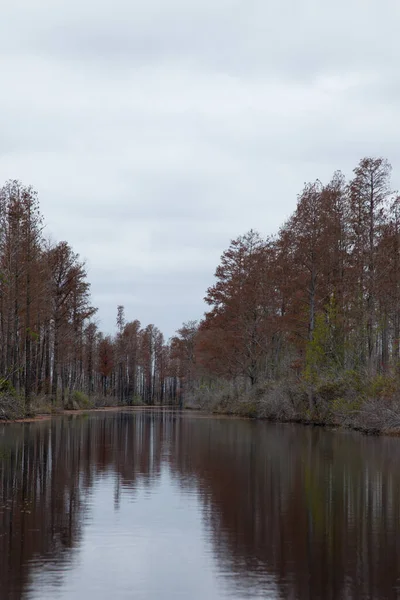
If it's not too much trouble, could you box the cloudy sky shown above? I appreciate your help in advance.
[1,0,399,339]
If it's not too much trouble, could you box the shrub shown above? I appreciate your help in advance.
[0,392,24,420]
[332,396,361,415]
[369,374,398,401]
[236,401,259,418]
[131,395,144,406]
[0,378,16,395]
[71,390,94,409]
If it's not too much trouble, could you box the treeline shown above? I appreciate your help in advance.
[172,157,400,422]
[4,156,400,421]
[0,181,184,415]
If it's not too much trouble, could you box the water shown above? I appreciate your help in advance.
[1,411,400,599]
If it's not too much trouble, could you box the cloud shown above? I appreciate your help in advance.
[1,0,400,337]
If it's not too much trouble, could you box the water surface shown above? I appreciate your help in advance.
[1,411,400,599]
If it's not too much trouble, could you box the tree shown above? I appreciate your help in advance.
[349,157,392,372]
[0,181,44,411]
[48,241,96,405]
[98,336,114,396]
[171,321,198,404]
[200,231,272,385]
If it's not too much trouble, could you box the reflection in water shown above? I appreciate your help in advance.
[1,412,400,599]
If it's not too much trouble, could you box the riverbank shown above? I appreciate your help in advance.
[1,404,187,425]
[3,406,400,437]
[0,391,147,423]
[185,376,400,437]
[3,379,400,438]
[9,405,147,423]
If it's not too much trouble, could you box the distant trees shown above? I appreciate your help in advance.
[0,182,181,413]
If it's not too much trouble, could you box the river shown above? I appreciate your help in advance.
[0,410,399,599]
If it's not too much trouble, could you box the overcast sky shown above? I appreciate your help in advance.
[1,0,399,339]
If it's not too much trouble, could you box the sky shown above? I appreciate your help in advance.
[1,0,400,339]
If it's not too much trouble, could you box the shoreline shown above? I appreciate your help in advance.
[2,404,400,437]
[4,405,180,424]
[209,409,400,437]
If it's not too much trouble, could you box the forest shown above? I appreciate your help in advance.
[2,157,400,431]
[0,180,182,417]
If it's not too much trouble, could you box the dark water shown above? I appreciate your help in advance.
[1,412,400,599]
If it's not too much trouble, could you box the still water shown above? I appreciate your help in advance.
[1,410,400,599]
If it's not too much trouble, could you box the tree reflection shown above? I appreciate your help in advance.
[1,413,400,599]
[170,418,400,599]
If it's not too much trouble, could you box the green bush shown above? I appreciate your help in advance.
[72,390,94,409]
[314,379,347,403]
[332,396,361,414]
[369,374,398,400]
[311,370,366,405]
[236,401,259,418]
[131,395,144,406]
[0,378,16,395]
